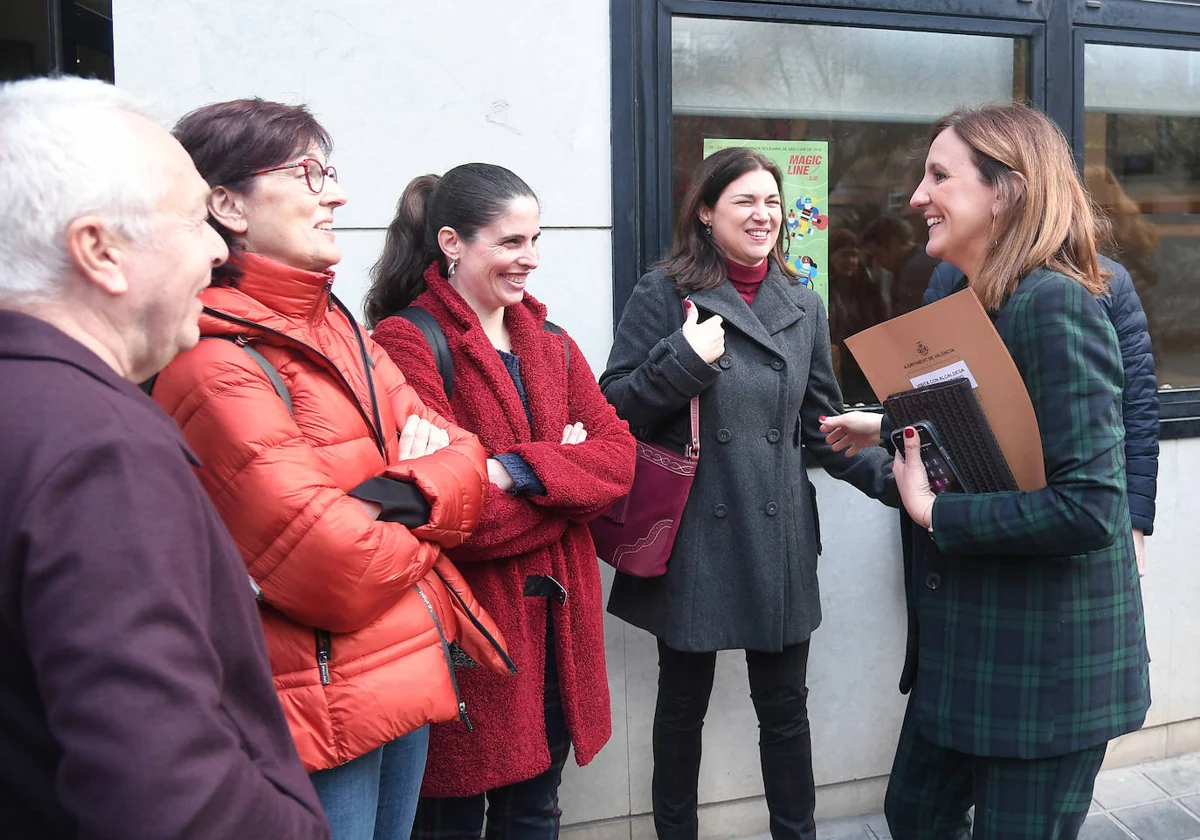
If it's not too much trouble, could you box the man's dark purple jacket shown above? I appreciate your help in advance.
[0,310,330,840]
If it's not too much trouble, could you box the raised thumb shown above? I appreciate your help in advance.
[683,300,699,325]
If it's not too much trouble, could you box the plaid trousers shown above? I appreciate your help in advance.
[884,700,1107,840]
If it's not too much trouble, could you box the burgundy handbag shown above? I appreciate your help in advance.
[590,395,699,578]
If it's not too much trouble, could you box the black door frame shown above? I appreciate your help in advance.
[611,0,1200,428]
[1073,0,1200,35]
[611,0,1048,320]
[1071,16,1200,435]
[45,0,113,79]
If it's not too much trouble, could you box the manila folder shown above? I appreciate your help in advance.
[843,287,1046,491]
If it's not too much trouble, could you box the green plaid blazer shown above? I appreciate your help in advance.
[901,267,1151,759]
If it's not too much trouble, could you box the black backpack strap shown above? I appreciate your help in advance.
[140,335,293,417]
[393,306,455,398]
[220,338,293,417]
[389,307,568,399]
[543,320,570,376]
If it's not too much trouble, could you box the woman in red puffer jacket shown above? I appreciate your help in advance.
[153,99,512,840]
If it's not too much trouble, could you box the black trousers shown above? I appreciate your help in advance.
[884,699,1107,840]
[652,638,815,840]
[413,612,570,840]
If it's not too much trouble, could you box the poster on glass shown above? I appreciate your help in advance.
[703,138,830,309]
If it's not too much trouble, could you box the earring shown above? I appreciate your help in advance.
[448,259,458,278]
[704,223,712,236]
[987,214,999,250]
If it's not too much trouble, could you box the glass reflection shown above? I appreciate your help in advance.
[672,17,1028,404]
[1086,42,1200,388]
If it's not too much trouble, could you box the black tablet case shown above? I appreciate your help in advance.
[883,377,1018,494]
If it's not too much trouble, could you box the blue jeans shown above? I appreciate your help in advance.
[310,725,431,840]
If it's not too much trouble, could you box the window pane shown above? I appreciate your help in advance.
[672,17,1028,405]
[1085,42,1200,389]
[0,0,53,81]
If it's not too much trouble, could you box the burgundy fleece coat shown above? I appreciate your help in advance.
[371,265,636,797]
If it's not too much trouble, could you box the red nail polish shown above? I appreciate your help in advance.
[904,427,915,439]
[819,415,827,422]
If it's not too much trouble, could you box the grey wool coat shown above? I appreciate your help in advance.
[600,261,899,653]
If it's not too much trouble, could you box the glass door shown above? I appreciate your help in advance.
[670,15,1033,405]
[1082,38,1200,390]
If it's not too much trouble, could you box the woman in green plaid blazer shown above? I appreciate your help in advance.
[839,104,1152,839]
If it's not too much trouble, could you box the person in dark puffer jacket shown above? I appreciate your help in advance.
[924,254,1158,573]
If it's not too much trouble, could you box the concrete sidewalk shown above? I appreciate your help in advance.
[811,753,1200,839]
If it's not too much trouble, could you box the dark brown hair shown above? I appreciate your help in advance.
[655,147,797,292]
[172,98,333,283]
[364,163,536,328]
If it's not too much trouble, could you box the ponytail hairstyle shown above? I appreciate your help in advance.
[365,163,537,327]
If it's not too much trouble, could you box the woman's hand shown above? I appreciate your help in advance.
[1133,527,1146,577]
[353,498,382,520]
[397,414,451,460]
[681,299,725,364]
[894,426,937,531]
[820,411,884,456]
[486,457,515,491]
[561,422,588,445]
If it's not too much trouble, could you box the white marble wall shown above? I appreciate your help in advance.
[113,0,613,370]
[114,1,1200,833]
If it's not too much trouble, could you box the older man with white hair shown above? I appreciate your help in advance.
[0,77,330,840]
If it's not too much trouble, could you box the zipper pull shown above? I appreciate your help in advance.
[326,281,334,312]
[316,631,332,685]
[459,701,474,732]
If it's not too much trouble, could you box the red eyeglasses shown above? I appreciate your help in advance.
[252,158,338,194]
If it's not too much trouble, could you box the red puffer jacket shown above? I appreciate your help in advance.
[153,252,513,772]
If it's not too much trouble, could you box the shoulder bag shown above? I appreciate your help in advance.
[589,395,699,578]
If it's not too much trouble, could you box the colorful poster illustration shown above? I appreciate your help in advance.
[702,139,830,309]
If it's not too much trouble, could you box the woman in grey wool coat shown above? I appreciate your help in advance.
[599,147,898,840]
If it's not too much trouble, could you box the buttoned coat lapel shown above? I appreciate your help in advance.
[603,261,897,653]
[900,267,1150,759]
[685,273,779,355]
[752,264,807,338]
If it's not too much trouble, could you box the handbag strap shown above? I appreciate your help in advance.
[678,297,701,461]
[685,395,700,460]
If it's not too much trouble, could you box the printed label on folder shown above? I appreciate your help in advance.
[910,360,978,390]
[844,288,1045,490]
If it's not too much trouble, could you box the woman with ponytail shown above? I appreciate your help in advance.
[366,164,635,840]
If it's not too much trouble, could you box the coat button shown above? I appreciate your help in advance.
[765,502,779,516]
[766,429,781,443]
[716,428,732,443]
[925,572,941,591]
[714,504,728,518]
[719,356,732,369]
[771,359,784,370]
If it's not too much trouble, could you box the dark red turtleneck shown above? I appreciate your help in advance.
[727,258,769,305]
